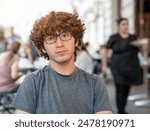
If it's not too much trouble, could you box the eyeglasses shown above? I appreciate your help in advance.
[44,32,72,44]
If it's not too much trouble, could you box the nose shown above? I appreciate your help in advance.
[55,36,63,47]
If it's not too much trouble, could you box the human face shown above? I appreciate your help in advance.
[118,20,128,34]
[43,32,78,65]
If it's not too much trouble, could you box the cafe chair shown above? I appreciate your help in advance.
[0,87,18,114]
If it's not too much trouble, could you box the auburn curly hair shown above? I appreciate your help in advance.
[30,11,86,60]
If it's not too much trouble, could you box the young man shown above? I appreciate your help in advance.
[11,11,112,114]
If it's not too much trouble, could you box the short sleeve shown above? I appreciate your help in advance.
[105,35,115,49]
[93,76,112,113]
[11,74,37,113]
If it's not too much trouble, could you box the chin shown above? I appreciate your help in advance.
[55,56,72,64]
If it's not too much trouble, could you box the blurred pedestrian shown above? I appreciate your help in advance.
[102,17,142,114]
[0,41,23,92]
[0,25,7,53]
[6,26,21,44]
[76,42,94,73]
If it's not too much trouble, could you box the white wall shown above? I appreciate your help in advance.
[121,0,135,33]
[0,0,72,42]
[0,0,111,50]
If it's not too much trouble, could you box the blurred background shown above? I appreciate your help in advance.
[0,0,150,114]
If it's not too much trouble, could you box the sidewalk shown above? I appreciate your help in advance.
[106,80,150,114]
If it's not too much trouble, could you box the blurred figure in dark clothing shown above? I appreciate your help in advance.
[102,17,142,114]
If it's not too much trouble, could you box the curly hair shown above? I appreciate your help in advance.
[30,11,86,60]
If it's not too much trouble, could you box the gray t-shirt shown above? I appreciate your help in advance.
[11,65,111,114]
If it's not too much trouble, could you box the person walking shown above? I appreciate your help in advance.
[102,17,142,114]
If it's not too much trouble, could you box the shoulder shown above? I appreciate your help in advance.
[77,68,106,95]
[20,66,50,90]
[105,34,117,48]
[0,52,6,58]
[129,34,137,39]
[129,33,136,37]
[77,67,103,84]
[30,65,50,79]
[22,65,49,82]
[109,33,118,39]
[106,33,119,45]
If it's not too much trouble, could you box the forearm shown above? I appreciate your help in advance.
[14,109,30,114]
[28,53,34,64]
[11,62,24,80]
[102,48,109,68]
[95,110,113,114]
[12,71,24,80]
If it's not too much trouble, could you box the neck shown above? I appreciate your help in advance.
[119,31,129,38]
[49,57,76,75]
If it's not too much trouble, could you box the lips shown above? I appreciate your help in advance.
[55,50,67,55]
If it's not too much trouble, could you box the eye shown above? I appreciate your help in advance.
[45,36,56,44]
[61,33,69,38]
[46,36,54,41]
